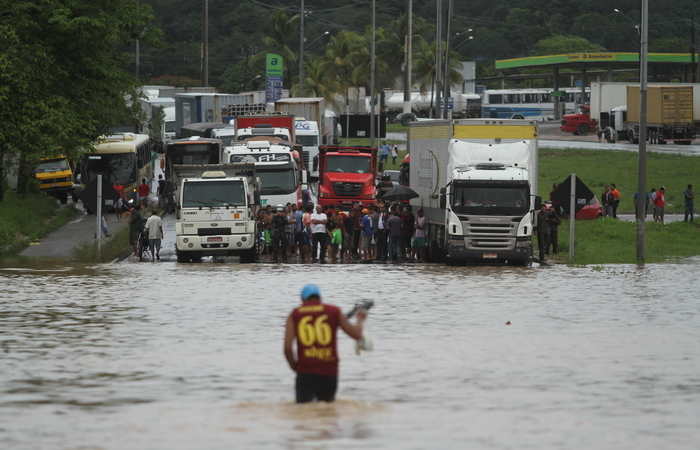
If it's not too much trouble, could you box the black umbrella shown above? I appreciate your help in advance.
[381,186,419,201]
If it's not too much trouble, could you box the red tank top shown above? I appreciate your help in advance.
[291,301,341,376]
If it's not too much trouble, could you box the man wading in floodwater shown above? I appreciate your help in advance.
[284,284,368,403]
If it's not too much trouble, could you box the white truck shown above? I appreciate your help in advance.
[223,140,307,207]
[173,164,260,263]
[294,120,321,178]
[409,119,538,265]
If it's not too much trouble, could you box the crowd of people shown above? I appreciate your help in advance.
[256,201,427,264]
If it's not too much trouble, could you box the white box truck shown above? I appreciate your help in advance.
[409,119,538,265]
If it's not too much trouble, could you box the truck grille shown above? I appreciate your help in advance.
[198,228,232,236]
[461,217,519,251]
[332,182,363,197]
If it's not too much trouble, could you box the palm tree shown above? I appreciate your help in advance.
[321,30,364,113]
[251,9,299,89]
[412,38,464,116]
[294,56,340,109]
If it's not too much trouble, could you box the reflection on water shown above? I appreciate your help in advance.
[0,257,699,448]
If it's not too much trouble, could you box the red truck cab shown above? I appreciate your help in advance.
[560,105,598,135]
[317,146,377,208]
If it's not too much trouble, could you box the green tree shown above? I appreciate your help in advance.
[252,9,299,90]
[321,30,365,113]
[531,35,607,56]
[0,0,159,199]
[294,56,340,108]
[650,37,690,53]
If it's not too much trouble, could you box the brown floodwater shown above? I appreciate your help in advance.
[0,256,699,449]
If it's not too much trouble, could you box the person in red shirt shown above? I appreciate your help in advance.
[654,186,666,223]
[137,178,150,211]
[112,179,126,221]
[284,284,367,403]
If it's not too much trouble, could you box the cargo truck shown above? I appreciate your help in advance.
[317,146,377,208]
[294,120,321,178]
[223,140,307,207]
[235,113,295,144]
[409,119,538,265]
[34,156,76,204]
[174,164,260,263]
[562,82,699,144]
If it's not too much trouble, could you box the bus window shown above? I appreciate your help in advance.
[540,93,551,103]
[505,94,520,104]
[488,94,502,104]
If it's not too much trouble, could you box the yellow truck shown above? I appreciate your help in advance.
[34,156,75,204]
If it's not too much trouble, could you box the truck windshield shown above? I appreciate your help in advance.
[326,155,371,174]
[36,158,70,173]
[296,135,318,146]
[451,184,529,215]
[257,169,297,195]
[182,180,246,207]
[82,153,136,185]
[167,144,219,165]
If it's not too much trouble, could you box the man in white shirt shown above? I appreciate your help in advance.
[310,204,328,263]
[145,210,164,261]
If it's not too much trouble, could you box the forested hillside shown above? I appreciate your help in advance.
[137,0,700,91]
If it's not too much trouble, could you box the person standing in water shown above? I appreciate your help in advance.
[284,284,367,403]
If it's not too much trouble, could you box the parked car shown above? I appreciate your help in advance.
[551,196,603,220]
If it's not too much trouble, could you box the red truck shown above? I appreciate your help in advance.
[235,113,296,143]
[560,105,598,136]
[317,146,377,208]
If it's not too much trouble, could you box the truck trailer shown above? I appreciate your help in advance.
[409,119,538,265]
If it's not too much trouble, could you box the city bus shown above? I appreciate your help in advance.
[163,137,223,178]
[79,133,153,198]
[481,88,590,120]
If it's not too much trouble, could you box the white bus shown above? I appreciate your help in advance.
[79,133,153,197]
[481,88,589,120]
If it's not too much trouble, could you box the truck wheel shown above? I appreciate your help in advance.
[400,113,416,126]
[176,250,189,263]
[240,247,257,264]
[71,192,79,203]
[576,123,590,136]
[58,191,68,204]
[628,130,639,144]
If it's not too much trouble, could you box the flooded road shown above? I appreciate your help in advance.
[1,258,699,449]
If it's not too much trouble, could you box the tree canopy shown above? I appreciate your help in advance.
[0,0,160,198]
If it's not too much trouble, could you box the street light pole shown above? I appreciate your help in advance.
[370,0,376,147]
[441,0,453,119]
[298,0,305,97]
[434,0,442,119]
[637,0,648,262]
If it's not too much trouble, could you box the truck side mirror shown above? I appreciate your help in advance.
[254,191,261,206]
[439,187,447,209]
[533,195,541,212]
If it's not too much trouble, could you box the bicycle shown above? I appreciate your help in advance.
[138,229,152,261]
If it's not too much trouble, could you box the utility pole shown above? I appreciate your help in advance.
[370,0,376,147]
[637,0,648,262]
[442,0,453,119]
[298,0,305,96]
[202,0,209,86]
[403,0,413,114]
[434,0,442,119]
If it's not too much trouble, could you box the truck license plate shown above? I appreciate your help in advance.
[483,253,497,259]
[207,237,222,243]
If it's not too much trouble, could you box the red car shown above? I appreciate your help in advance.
[547,196,603,220]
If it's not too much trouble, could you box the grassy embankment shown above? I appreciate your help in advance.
[71,207,164,263]
[70,225,132,263]
[539,147,700,264]
[0,191,79,255]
